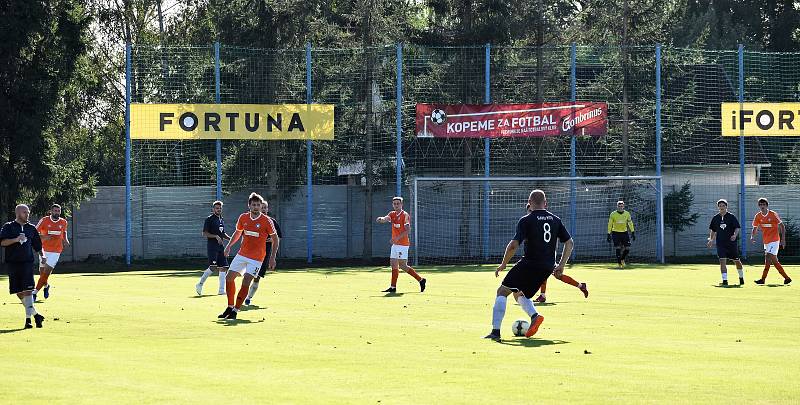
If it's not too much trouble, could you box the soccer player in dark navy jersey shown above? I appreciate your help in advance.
[196,201,231,295]
[707,199,744,286]
[1,204,46,329]
[484,190,574,341]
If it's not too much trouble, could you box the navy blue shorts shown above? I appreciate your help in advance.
[716,243,740,260]
[258,244,274,278]
[6,262,35,295]
[207,242,228,267]
[501,259,552,298]
[611,231,631,247]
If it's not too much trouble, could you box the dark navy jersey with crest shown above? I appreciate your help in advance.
[709,212,740,245]
[203,214,225,246]
[513,209,571,268]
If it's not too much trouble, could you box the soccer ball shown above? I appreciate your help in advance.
[511,319,530,337]
[430,109,447,125]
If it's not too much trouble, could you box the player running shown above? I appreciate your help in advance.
[706,199,744,286]
[607,200,635,268]
[196,201,231,295]
[376,197,426,294]
[217,193,279,320]
[523,204,587,303]
[1,204,46,329]
[751,198,791,285]
[33,204,69,301]
[245,201,282,305]
[485,190,574,341]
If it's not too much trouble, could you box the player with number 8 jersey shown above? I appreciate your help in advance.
[485,189,574,341]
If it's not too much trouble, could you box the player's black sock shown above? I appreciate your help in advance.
[615,249,621,263]
[621,249,630,261]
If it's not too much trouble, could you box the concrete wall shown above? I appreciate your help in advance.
[58,182,800,263]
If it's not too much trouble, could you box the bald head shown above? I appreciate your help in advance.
[15,204,30,223]
[528,189,546,210]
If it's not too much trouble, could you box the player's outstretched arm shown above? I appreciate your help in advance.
[495,240,519,277]
[268,233,279,270]
[376,215,389,223]
[554,238,574,278]
[225,230,242,255]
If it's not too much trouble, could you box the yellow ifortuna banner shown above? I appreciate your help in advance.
[130,104,335,140]
[721,103,800,136]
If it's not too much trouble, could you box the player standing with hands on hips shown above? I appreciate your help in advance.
[0,204,46,329]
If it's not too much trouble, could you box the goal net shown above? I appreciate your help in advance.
[411,176,663,265]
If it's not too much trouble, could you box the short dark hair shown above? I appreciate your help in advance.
[529,189,546,206]
[716,199,728,207]
[248,192,264,205]
[757,197,769,206]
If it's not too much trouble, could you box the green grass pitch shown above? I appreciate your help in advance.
[1,264,799,404]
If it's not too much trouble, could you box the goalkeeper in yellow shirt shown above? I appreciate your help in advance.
[607,200,635,268]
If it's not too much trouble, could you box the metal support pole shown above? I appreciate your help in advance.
[655,44,664,264]
[125,43,132,266]
[396,44,403,197]
[738,44,747,259]
[214,42,222,201]
[483,43,491,260]
[569,43,577,260]
[306,44,313,263]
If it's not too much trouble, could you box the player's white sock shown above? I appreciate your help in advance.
[247,281,259,300]
[491,296,507,329]
[721,272,728,281]
[218,270,227,292]
[736,267,744,278]
[517,295,537,317]
[23,295,37,317]
[199,267,212,284]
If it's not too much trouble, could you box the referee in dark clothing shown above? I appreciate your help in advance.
[1,204,46,329]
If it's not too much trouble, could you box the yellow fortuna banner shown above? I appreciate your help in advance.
[721,103,800,136]
[130,104,335,140]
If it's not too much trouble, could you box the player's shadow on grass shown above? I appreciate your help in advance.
[711,284,743,288]
[0,327,27,334]
[240,304,266,311]
[499,338,569,348]
[216,318,266,326]
[764,284,789,287]
[375,292,406,298]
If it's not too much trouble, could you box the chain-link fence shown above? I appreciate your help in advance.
[124,43,800,264]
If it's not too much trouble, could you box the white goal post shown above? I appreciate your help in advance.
[411,176,664,266]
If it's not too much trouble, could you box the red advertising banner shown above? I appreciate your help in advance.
[415,102,608,138]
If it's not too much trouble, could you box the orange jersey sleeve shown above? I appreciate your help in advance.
[390,210,411,246]
[753,211,782,244]
[38,217,67,253]
[235,213,275,262]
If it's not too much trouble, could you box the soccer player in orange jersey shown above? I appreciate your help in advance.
[376,197,426,293]
[750,198,791,285]
[33,204,69,301]
[217,193,279,320]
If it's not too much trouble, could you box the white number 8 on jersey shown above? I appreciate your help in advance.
[543,223,551,243]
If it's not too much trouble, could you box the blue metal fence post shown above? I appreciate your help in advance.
[214,42,222,201]
[306,44,313,263]
[125,43,132,266]
[483,43,491,260]
[396,44,403,197]
[569,43,577,260]
[738,44,747,259]
[655,44,664,264]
